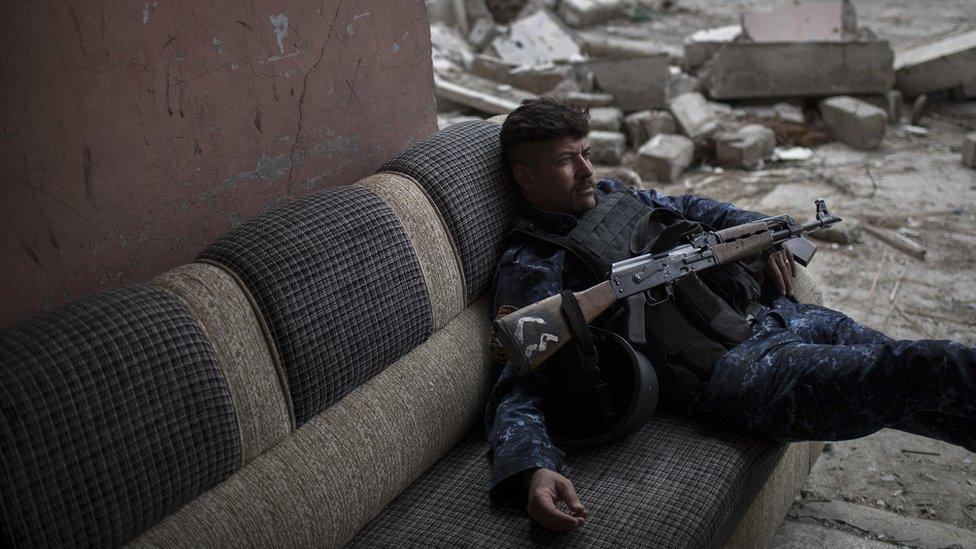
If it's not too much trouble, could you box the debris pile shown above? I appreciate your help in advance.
[429,0,976,182]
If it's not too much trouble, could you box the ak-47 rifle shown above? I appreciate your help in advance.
[494,199,843,375]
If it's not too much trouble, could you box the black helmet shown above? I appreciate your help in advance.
[542,325,658,448]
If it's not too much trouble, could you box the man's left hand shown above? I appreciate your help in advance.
[765,248,797,297]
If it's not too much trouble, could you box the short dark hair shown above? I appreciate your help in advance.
[499,97,589,166]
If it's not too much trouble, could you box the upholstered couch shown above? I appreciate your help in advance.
[0,119,822,548]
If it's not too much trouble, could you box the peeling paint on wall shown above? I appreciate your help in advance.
[270,13,289,53]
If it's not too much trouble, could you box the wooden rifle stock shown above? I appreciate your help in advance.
[493,281,616,375]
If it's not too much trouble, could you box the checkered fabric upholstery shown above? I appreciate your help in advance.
[379,120,519,302]
[0,284,239,548]
[199,186,432,425]
[349,414,785,548]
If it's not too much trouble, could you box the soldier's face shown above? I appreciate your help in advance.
[513,136,597,216]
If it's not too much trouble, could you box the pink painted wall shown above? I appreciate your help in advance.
[0,0,438,328]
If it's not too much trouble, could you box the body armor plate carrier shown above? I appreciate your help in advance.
[511,191,761,410]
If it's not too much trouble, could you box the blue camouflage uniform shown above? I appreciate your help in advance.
[485,180,976,504]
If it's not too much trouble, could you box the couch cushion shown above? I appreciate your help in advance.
[349,416,785,548]
[199,186,433,425]
[131,299,494,549]
[152,262,294,463]
[0,284,239,547]
[379,120,519,303]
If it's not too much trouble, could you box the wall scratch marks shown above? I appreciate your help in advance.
[344,57,364,113]
[83,144,94,205]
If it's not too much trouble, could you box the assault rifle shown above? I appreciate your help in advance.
[494,199,842,375]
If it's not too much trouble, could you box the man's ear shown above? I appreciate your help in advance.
[513,163,535,196]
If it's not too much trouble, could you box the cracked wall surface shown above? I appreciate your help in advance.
[0,0,437,328]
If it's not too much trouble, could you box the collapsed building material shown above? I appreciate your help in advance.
[682,25,741,74]
[430,22,475,72]
[668,67,700,100]
[583,53,670,111]
[557,0,626,28]
[714,124,776,170]
[433,72,533,115]
[468,17,499,50]
[741,0,856,43]
[636,134,694,183]
[670,92,719,140]
[470,55,572,94]
[819,96,887,150]
[578,31,670,58]
[886,90,903,124]
[437,113,483,130]
[894,27,976,97]
[589,107,624,132]
[624,110,676,148]
[701,40,893,100]
[596,165,642,188]
[587,131,627,165]
[963,133,976,169]
[490,8,584,67]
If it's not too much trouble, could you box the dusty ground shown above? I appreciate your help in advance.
[630,0,976,545]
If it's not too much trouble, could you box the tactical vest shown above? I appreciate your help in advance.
[512,191,761,409]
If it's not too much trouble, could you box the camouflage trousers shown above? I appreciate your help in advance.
[687,297,976,452]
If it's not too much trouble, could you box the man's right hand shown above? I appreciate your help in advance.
[521,468,588,532]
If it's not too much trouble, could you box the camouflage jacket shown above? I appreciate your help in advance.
[484,179,767,504]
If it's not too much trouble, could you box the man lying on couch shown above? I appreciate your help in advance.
[485,97,976,532]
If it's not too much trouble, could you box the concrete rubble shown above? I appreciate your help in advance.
[428,0,972,201]
[589,107,624,132]
[669,92,719,140]
[963,133,976,169]
[557,0,626,28]
[714,124,776,170]
[489,8,584,67]
[894,26,976,97]
[682,25,741,74]
[583,53,670,111]
[636,134,694,183]
[819,96,887,150]
[695,2,893,100]
[624,110,676,148]
[587,130,627,165]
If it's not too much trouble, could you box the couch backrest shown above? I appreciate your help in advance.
[1,119,520,546]
[0,285,240,547]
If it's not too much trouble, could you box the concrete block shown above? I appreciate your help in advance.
[636,134,694,183]
[595,165,642,188]
[578,31,674,59]
[963,133,976,168]
[668,67,700,100]
[670,92,719,140]
[491,8,583,67]
[468,17,499,50]
[587,131,627,165]
[715,124,776,170]
[886,90,903,124]
[470,55,572,94]
[741,0,856,43]
[557,0,625,28]
[894,27,976,96]
[589,107,624,132]
[702,41,893,100]
[682,24,741,74]
[623,110,676,148]
[584,54,670,111]
[819,96,887,150]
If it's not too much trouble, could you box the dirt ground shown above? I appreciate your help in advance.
[627,0,976,545]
